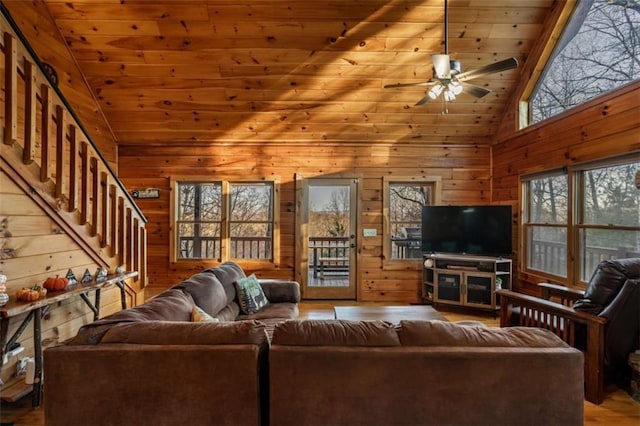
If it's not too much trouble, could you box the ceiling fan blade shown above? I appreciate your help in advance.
[384,81,434,89]
[461,82,492,98]
[456,57,519,82]
[415,95,431,106]
[432,54,451,79]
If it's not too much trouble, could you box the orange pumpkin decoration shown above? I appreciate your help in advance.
[43,275,69,291]
[16,286,47,302]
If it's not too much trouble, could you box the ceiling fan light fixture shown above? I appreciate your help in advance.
[428,84,444,99]
[443,89,456,102]
[450,81,463,95]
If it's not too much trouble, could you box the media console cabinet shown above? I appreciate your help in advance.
[422,253,512,312]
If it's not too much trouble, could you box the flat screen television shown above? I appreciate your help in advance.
[421,205,513,257]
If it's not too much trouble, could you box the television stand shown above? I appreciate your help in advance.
[422,253,512,312]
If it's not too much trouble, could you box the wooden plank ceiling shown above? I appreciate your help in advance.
[43,0,555,145]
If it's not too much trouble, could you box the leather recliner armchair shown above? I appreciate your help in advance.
[497,258,640,404]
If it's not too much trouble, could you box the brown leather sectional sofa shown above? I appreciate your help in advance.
[270,319,584,426]
[44,263,584,426]
[44,262,299,426]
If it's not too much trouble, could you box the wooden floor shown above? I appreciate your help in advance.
[1,301,639,425]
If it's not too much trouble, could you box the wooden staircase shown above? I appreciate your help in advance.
[0,13,147,300]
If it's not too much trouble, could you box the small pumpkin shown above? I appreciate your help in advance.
[32,285,47,298]
[16,286,47,302]
[16,287,40,302]
[43,275,68,291]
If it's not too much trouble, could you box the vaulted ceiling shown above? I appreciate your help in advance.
[42,0,556,145]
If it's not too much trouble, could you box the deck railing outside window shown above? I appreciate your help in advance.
[530,239,640,278]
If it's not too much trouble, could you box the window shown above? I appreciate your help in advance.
[383,177,441,264]
[521,156,639,284]
[173,180,278,262]
[176,182,222,259]
[577,161,640,280]
[522,172,569,277]
[526,1,639,125]
[229,182,274,260]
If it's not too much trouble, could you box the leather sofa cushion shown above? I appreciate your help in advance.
[237,302,298,321]
[258,279,301,303]
[398,320,567,347]
[575,258,640,314]
[173,272,228,316]
[205,261,246,304]
[100,320,269,346]
[69,289,195,344]
[272,320,400,347]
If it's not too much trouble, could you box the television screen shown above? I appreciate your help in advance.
[421,205,512,257]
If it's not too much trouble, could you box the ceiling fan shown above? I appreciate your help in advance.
[384,0,519,111]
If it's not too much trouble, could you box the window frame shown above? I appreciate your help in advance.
[170,177,280,266]
[520,169,572,283]
[520,154,639,286]
[382,176,441,270]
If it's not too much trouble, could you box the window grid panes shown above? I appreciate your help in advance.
[176,183,222,259]
[175,181,276,261]
[577,161,640,280]
[522,158,640,284]
[389,183,433,259]
[229,182,274,260]
[524,173,569,277]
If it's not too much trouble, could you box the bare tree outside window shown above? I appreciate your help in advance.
[390,184,432,259]
[175,181,275,260]
[309,187,350,237]
[579,162,640,279]
[523,159,640,283]
[177,183,222,259]
[230,183,274,259]
[530,1,640,123]
[525,174,569,277]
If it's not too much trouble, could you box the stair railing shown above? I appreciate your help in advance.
[0,11,147,293]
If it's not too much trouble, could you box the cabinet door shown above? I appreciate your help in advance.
[435,272,462,303]
[464,273,494,307]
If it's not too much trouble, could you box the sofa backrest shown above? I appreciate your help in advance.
[206,261,247,302]
[100,320,269,346]
[69,289,195,344]
[172,271,229,316]
[272,319,400,347]
[397,320,568,347]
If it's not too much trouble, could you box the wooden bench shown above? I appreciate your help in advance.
[318,257,349,278]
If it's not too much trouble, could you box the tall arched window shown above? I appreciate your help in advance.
[526,1,639,125]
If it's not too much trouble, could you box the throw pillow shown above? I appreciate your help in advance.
[235,274,269,314]
[191,305,220,323]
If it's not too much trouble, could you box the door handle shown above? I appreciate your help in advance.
[350,243,356,248]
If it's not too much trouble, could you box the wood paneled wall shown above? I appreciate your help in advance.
[118,142,490,301]
[0,171,125,384]
[2,0,118,169]
[492,81,640,292]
